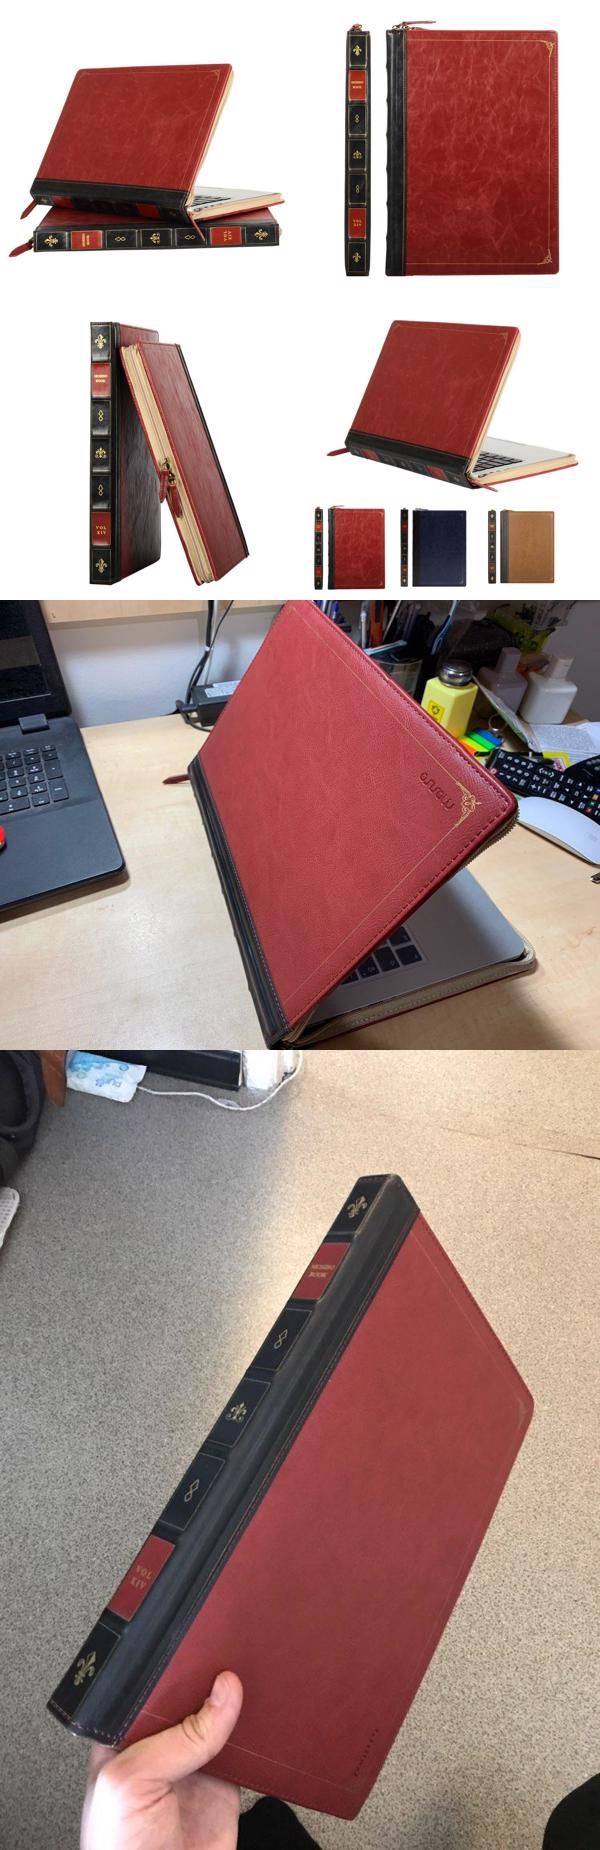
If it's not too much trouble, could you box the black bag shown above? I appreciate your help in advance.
[0,1052,45,1184]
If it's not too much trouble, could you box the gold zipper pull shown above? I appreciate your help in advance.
[158,460,183,518]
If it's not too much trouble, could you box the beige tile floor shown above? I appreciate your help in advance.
[2,1051,598,1849]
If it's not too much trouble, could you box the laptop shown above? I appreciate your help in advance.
[343,321,577,487]
[0,603,124,910]
[308,866,534,1039]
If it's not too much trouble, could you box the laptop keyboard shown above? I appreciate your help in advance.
[342,923,424,985]
[0,744,69,815]
[471,450,523,475]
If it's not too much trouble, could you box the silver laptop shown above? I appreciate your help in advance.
[307,868,533,1035]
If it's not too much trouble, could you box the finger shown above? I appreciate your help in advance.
[87,1745,117,1781]
[80,1745,116,1847]
[114,1671,243,1792]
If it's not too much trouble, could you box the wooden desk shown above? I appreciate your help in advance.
[1,714,598,1048]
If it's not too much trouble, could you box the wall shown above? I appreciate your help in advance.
[50,606,280,726]
[49,601,600,728]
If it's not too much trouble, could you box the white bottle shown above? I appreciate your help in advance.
[479,647,524,713]
[519,655,577,726]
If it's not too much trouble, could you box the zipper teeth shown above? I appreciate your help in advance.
[466,806,518,867]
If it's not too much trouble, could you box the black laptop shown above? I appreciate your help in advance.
[0,603,124,910]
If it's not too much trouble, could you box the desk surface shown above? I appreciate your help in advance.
[1,713,598,1049]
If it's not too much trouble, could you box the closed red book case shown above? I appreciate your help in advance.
[49,1174,533,1818]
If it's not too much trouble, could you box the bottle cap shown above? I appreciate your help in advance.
[439,661,475,688]
[544,656,573,680]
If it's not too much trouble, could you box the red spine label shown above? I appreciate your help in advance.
[109,1534,174,1621]
[73,231,104,250]
[210,226,243,246]
[292,1242,350,1301]
[348,208,367,239]
[91,363,111,397]
[92,512,112,545]
[348,71,367,100]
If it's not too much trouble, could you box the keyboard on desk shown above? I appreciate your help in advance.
[343,922,424,986]
[0,743,69,816]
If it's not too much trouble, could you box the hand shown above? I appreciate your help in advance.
[81,1670,243,1850]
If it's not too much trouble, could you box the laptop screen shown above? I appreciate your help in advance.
[0,605,68,723]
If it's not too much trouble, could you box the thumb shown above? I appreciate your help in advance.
[114,1671,243,1792]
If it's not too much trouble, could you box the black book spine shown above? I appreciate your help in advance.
[33,222,279,250]
[47,1175,417,1743]
[345,27,371,275]
[31,178,189,219]
[488,510,497,584]
[400,508,409,586]
[386,26,407,276]
[314,507,324,590]
[328,508,336,588]
[346,429,474,488]
[500,511,509,582]
[90,324,117,584]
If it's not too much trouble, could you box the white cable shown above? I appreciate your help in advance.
[138,1054,303,1114]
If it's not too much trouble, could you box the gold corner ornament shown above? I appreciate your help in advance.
[543,38,555,54]
[457,784,480,823]
[44,235,59,247]
[74,1651,97,1687]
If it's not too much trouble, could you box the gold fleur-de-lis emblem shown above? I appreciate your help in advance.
[95,558,108,575]
[353,43,361,56]
[74,1651,97,1687]
[348,1194,368,1219]
[150,232,161,244]
[95,446,107,459]
[95,333,107,349]
[226,1401,247,1425]
[45,235,59,247]
[352,252,361,264]
[352,149,362,160]
[255,230,268,240]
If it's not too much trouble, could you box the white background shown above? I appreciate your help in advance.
[1,0,599,600]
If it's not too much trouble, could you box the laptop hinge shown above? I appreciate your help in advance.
[19,712,50,733]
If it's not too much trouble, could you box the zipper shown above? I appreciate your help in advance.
[157,460,183,518]
[466,805,518,867]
